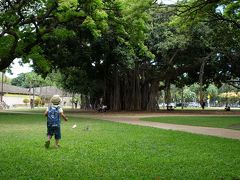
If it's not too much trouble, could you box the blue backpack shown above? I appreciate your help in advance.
[47,106,60,127]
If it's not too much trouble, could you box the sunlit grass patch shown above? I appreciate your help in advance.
[0,113,240,179]
[143,116,240,130]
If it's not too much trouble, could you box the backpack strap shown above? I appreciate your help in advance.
[48,105,59,111]
[48,105,52,112]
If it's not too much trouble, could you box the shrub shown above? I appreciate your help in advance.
[34,97,42,107]
[23,98,30,106]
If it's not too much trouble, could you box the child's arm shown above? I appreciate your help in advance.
[44,110,48,117]
[44,107,49,117]
[60,112,68,121]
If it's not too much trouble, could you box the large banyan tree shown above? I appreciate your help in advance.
[1,0,240,111]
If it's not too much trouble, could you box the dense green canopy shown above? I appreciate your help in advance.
[1,0,240,110]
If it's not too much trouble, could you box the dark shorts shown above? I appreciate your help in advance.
[47,125,61,140]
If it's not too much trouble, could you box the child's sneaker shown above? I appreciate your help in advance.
[55,144,61,148]
[45,141,50,148]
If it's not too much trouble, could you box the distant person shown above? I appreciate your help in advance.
[225,105,230,111]
[44,95,68,148]
[74,100,78,109]
[201,101,206,110]
[97,104,108,112]
[30,99,34,109]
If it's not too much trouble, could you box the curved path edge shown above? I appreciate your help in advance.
[110,118,240,140]
[83,114,240,140]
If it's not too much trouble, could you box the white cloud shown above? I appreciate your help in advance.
[6,58,33,78]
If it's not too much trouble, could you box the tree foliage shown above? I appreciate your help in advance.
[0,0,108,71]
[2,0,240,111]
[11,71,60,88]
[173,0,240,85]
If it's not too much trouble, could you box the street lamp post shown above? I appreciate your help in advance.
[1,71,4,102]
[33,84,35,109]
[32,79,37,109]
[30,79,36,109]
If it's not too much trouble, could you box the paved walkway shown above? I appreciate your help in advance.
[85,113,240,140]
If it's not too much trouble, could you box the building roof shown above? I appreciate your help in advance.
[1,83,32,95]
[34,86,71,97]
[0,83,72,97]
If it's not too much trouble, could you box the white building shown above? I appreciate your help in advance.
[0,83,32,107]
[0,84,72,108]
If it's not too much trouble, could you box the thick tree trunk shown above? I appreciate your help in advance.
[130,69,136,111]
[123,73,131,110]
[71,93,75,109]
[112,66,121,111]
[181,87,184,109]
[103,60,162,111]
[165,80,171,107]
[141,80,149,110]
[134,63,141,110]
[147,80,159,111]
[199,60,205,105]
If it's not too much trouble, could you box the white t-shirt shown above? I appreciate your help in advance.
[46,105,63,113]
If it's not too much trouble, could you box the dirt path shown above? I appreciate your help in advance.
[76,113,240,140]
[2,110,240,140]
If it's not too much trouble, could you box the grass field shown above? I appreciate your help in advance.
[143,116,240,130]
[0,113,240,179]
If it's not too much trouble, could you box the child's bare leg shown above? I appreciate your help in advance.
[45,135,52,148]
[55,139,59,147]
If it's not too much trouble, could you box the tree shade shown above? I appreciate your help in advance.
[1,0,240,111]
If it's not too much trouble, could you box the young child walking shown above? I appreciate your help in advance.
[44,95,68,148]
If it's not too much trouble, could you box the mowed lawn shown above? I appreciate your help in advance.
[143,116,240,130]
[0,113,240,179]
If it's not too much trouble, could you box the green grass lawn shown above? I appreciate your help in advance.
[143,116,240,130]
[0,113,240,179]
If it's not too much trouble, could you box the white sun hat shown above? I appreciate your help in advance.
[50,95,62,105]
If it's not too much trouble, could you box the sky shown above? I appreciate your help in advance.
[5,59,33,78]
[5,0,177,79]
[160,0,177,4]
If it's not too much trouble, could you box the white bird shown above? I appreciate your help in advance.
[72,124,77,129]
